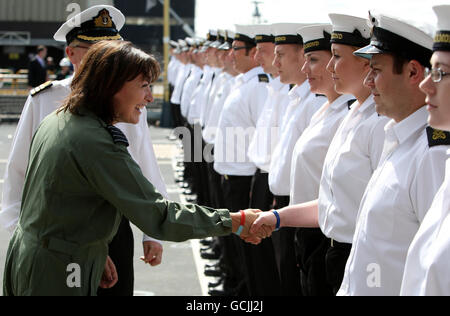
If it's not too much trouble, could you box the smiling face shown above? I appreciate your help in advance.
[327,43,370,95]
[302,50,333,94]
[112,74,154,124]
[364,54,420,121]
[420,51,450,131]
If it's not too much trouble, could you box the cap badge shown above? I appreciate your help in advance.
[94,9,113,28]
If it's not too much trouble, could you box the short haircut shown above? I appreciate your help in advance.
[391,53,409,75]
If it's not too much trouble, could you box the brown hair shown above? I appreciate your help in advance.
[59,40,160,124]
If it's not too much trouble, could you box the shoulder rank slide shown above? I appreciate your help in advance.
[426,127,450,147]
[258,74,269,83]
[30,81,53,97]
[106,125,129,147]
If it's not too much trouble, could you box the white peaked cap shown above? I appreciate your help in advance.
[298,24,333,53]
[297,24,332,43]
[368,11,433,50]
[432,5,450,51]
[54,5,125,43]
[235,24,255,38]
[252,24,273,36]
[328,13,371,39]
[271,23,309,37]
[434,5,450,30]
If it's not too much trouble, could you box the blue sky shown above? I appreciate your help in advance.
[195,0,448,37]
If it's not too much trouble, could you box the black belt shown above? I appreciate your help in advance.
[330,238,352,250]
[223,174,253,181]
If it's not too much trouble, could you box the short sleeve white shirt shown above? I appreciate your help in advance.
[213,67,269,176]
[338,107,449,296]
[401,150,450,296]
[247,77,290,172]
[318,96,389,243]
[268,82,324,196]
[289,94,354,204]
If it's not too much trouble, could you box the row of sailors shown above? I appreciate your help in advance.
[168,6,450,296]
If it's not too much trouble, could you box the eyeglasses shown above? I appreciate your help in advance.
[425,67,450,83]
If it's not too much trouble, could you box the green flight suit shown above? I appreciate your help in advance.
[3,108,232,296]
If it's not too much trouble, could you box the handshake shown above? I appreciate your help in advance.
[230,209,280,245]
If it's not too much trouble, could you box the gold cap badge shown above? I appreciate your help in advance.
[94,9,113,28]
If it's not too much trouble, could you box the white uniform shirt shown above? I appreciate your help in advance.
[0,78,168,245]
[168,56,181,86]
[180,65,203,119]
[213,66,269,176]
[401,150,450,296]
[289,94,354,205]
[187,65,214,125]
[338,106,449,296]
[200,67,223,127]
[202,73,237,145]
[170,63,191,105]
[268,82,324,196]
[247,77,290,173]
[318,96,388,243]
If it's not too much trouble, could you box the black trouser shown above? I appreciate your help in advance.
[221,175,253,295]
[97,216,134,296]
[207,160,225,209]
[325,239,352,295]
[271,195,302,296]
[181,124,209,206]
[240,169,281,296]
[170,102,184,128]
[188,125,210,206]
[296,228,333,296]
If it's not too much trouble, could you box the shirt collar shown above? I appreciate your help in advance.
[192,65,202,73]
[384,105,428,145]
[355,94,376,113]
[242,66,265,83]
[269,76,285,91]
[330,94,355,110]
[288,80,311,100]
[36,55,45,67]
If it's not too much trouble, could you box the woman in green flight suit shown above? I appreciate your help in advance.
[3,40,266,296]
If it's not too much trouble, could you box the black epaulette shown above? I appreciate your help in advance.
[258,74,269,83]
[106,125,129,147]
[30,81,53,97]
[347,99,357,110]
[426,127,450,148]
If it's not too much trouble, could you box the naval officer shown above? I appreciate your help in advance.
[241,24,284,296]
[269,22,325,296]
[213,24,270,295]
[338,11,449,296]
[250,14,389,295]
[401,4,450,296]
[289,23,354,296]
